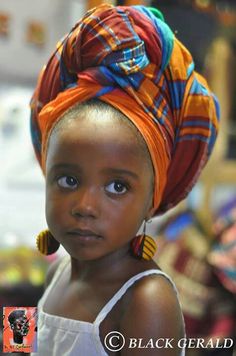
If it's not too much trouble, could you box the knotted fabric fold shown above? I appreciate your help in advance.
[30,4,220,215]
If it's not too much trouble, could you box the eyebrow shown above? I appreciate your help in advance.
[101,168,139,180]
[51,163,79,169]
[49,164,139,180]
[48,163,81,172]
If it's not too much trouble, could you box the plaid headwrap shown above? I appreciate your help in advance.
[30,4,220,215]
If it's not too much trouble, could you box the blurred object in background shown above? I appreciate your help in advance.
[150,0,218,72]
[25,20,47,48]
[155,209,236,356]
[204,35,234,162]
[208,196,236,294]
[0,84,64,354]
[0,0,78,85]
[87,0,115,8]
[0,246,53,356]
[0,87,46,247]
[0,246,48,289]
[116,0,150,5]
[0,12,10,37]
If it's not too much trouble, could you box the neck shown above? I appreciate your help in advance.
[70,244,133,282]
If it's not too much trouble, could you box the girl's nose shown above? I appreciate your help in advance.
[71,187,99,218]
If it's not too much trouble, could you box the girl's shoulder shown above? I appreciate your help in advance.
[118,267,185,354]
[124,268,182,315]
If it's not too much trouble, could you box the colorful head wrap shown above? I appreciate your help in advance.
[30,4,220,216]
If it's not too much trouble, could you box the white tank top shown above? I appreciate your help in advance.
[31,257,185,356]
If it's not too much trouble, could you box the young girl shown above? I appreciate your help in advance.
[30,4,219,355]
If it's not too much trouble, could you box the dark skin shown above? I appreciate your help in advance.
[44,107,184,355]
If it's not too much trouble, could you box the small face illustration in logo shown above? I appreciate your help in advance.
[8,310,29,344]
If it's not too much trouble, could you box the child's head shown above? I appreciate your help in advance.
[45,99,156,260]
[31,4,219,256]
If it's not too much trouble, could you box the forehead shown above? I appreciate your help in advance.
[53,107,140,143]
[46,110,148,169]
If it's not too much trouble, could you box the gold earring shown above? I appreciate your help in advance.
[130,221,157,260]
[36,229,60,255]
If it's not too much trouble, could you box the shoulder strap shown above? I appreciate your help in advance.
[38,255,70,309]
[94,269,178,326]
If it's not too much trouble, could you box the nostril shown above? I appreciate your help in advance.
[71,206,96,218]
[71,188,99,218]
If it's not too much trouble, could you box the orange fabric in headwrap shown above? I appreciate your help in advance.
[31,4,220,215]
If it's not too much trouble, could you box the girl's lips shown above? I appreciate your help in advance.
[67,229,102,241]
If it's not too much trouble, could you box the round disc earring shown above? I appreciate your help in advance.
[36,229,60,255]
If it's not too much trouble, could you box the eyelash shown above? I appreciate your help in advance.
[57,175,78,189]
[105,180,130,195]
[56,175,130,196]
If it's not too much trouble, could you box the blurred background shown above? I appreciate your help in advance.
[0,0,235,355]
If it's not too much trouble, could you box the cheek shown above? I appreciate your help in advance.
[45,200,57,233]
[103,197,146,235]
[45,188,67,231]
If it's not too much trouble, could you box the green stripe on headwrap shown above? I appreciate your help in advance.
[148,7,165,22]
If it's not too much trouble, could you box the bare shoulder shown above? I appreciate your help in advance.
[120,272,185,355]
[44,257,64,288]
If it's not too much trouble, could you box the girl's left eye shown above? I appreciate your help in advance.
[57,176,78,189]
[105,181,128,195]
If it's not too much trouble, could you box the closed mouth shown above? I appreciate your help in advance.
[67,229,102,241]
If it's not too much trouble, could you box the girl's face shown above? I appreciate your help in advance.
[45,109,155,261]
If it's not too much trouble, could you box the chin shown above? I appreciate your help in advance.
[63,246,104,262]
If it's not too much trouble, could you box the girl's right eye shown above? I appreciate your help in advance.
[57,176,78,189]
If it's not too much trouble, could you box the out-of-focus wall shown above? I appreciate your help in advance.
[0,0,87,249]
[0,0,86,84]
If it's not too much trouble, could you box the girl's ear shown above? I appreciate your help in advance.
[146,205,156,221]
